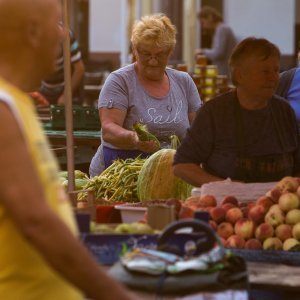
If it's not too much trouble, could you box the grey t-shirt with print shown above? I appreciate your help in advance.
[100,63,201,147]
[89,63,201,176]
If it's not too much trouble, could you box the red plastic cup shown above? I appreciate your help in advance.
[96,203,123,223]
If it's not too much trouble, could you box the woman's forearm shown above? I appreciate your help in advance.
[173,163,223,187]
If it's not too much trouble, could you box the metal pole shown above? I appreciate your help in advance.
[62,0,76,206]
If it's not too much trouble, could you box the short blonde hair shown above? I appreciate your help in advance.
[131,14,177,50]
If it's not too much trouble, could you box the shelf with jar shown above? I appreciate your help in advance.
[192,55,233,103]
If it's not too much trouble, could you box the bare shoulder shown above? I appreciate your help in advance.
[0,101,46,211]
[0,101,24,142]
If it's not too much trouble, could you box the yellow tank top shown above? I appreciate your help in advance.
[0,78,83,300]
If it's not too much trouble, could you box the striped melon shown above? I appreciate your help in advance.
[137,148,192,201]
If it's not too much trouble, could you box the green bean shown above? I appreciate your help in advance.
[76,157,146,203]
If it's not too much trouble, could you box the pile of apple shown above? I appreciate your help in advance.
[182,176,300,251]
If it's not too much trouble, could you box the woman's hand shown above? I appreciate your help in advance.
[194,48,203,56]
[57,94,65,106]
[131,132,158,153]
[28,91,49,107]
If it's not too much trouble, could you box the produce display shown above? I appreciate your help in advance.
[78,157,146,202]
[121,198,183,221]
[59,170,89,190]
[181,176,300,251]
[59,169,88,180]
[72,133,192,204]
[90,222,155,234]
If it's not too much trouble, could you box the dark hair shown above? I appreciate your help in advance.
[197,6,223,22]
[229,37,281,85]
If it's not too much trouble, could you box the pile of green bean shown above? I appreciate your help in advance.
[78,157,146,202]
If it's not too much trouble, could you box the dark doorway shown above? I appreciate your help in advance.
[160,0,184,64]
[199,0,223,49]
[70,0,89,62]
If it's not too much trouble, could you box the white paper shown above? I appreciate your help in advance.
[193,179,277,205]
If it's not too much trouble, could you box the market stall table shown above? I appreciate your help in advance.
[100,261,300,299]
[78,217,300,299]
[44,123,100,149]
[248,261,300,291]
[43,123,100,173]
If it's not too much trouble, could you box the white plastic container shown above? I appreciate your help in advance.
[191,187,201,197]
[114,204,146,223]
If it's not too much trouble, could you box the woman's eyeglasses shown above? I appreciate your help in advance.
[136,48,170,61]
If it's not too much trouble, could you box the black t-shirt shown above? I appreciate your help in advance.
[174,90,300,181]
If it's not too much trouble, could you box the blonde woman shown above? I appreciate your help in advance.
[90,14,201,176]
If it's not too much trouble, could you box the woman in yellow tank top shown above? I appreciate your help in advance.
[0,0,136,299]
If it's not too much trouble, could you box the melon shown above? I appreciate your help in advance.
[137,148,192,201]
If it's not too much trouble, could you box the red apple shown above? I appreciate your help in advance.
[248,204,267,225]
[210,207,226,224]
[285,209,300,225]
[222,203,236,212]
[221,195,239,207]
[217,222,234,240]
[240,206,249,218]
[203,206,214,214]
[178,206,194,219]
[225,235,245,249]
[292,223,300,240]
[276,176,299,193]
[234,218,256,240]
[225,207,243,224]
[255,223,274,242]
[238,202,249,208]
[275,224,292,241]
[244,238,262,250]
[263,237,283,250]
[264,205,285,227]
[185,196,200,206]
[247,201,256,212]
[296,185,300,198]
[198,194,217,207]
[256,196,274,211]
[278,192,300,212]
[268,204,283,213]
[265,187,282,203]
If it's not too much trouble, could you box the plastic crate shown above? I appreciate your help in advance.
[80,106,100,130]
[50,105,100,130]
[81,233,158,265]
[50,105,84,130]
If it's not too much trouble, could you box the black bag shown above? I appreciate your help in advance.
[109,219,249,298]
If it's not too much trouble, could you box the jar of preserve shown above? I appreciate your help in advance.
[205,65,218,77]
[196,54,208,66]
